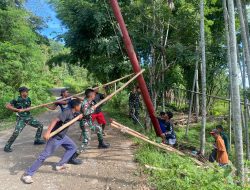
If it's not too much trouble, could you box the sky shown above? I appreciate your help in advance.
[24,0,66,40]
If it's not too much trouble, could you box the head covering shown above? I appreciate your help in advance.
[210,129,219,135]
[18,86,30,93]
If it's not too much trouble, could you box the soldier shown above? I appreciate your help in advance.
[129,86,141,124]
[4,87,45,152]
[79,89,110,149]
[46,89,71,112]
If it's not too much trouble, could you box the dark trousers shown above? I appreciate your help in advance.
[25,135,77,176]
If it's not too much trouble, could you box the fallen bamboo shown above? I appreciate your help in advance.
[110,121,205,166]
[112,120,150,140]
[20,73,134,112]
[49,70,145,138]
[112,120,187,153]
[144,164,168,171]
[111,122,184,154]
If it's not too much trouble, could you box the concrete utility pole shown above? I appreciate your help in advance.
[109,0,162,136]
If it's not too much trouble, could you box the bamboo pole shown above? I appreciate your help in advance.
[110,122,205,166]
[111,123,183,154]
[49,70,145,138]
[19,73,134,112]
[185,53,198,137]
[174,87,248,106]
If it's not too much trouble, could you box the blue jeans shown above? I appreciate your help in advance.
[25,135,77,176]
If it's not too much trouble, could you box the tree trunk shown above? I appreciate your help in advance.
[227,0,244,183]
[185,46,199,137]
[242,49,250,160]
[235,0,250,87]
[222,0,233,150]
[242,0,250,50]
[195,65,200,122]
[199,0,206,155]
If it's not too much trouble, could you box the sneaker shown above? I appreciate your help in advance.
[21,174,33,184]
[34,139,45,145]
[55,165,67,171]
[4,146,13,153]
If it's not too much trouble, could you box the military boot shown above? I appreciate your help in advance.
[68,152,82,165]
[98,140,110,149]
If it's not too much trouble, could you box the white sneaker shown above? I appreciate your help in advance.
[21,174,33,184]
[55,165,67,171]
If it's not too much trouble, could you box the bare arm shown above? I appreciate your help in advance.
[45,104,58,110]
[56,100,68,105]
[6,103,22,112]
[43,118,60,141]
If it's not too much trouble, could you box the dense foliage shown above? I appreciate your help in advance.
[50,0,231,112]
[0,1,92,119]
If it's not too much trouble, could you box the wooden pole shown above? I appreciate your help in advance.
[20,73,134,112]
[49,70,145,138]
[185,52,199,137]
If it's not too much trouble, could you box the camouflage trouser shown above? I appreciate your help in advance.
[129,103,140,122]
[79,119,103,145]
[5,116,44,148]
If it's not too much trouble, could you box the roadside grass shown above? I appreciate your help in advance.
[104,104,242,189]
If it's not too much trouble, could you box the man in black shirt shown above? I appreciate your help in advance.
[46,89,71,112]
[92,85,107,135]
[21,99,83,184]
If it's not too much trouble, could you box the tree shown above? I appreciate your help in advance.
[199,0,206,155]
[227,0,244,183]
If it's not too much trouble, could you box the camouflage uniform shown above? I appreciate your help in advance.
[129,91,140,122]
[4,96,44,149]
[79,98,103,145]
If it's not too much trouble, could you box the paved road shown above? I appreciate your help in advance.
[0,90,148,190]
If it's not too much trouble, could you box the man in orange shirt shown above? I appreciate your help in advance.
[210,129,229,166]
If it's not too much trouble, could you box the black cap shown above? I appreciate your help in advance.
[18,86,30,93]
[60,89,68,96]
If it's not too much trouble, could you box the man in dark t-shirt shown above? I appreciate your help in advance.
[91,86,107,135]
[46,89,71,112]
[21,99,83,184]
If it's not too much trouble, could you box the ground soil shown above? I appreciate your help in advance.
[0,109,149,190]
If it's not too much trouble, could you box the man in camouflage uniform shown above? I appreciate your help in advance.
[4,87,45,152]
[79,89,110,149]
[129,86,141,124]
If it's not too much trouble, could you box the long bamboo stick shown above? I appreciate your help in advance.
[111,123,182,154]
[112,120,183,152]
[20,73,134,112]
[49,70,144,138]
[112,120,150,139]
[110,122,204,166]
[174,87,248,106]
[112,121,182,153]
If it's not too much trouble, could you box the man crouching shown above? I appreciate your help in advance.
[21,99,83,184]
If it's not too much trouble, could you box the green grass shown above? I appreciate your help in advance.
[104,102,245,190]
